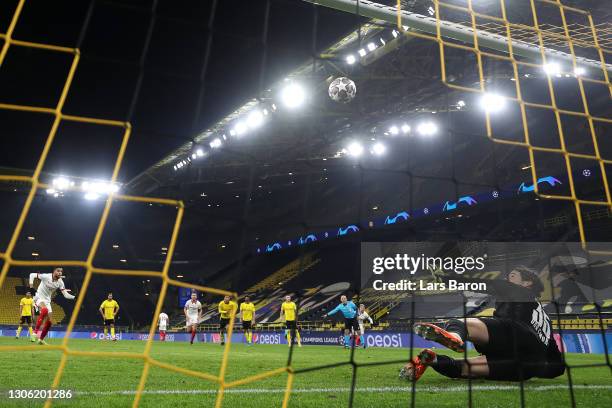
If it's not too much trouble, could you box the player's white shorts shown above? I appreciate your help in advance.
[159,325,167,332]
[186,315,199,326]
[34,296,52,313]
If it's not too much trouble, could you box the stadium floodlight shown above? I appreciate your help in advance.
[346,54,356,65]
[417,121,438,136]
[379,38,386,45]
[358,48,366,57]
[191,153,197,159]
[280,83,305,108]
[371,142,386,156]
[46,188,56,195]
[229,129,236,136]
[574,66,586,76]
[428,6,435,16]
[401,124,410,134]
[247,110,264,128]
[82,181,119,196]
[367,42,376,51]
[196,148,205,157]
[389,125,399,135]
[347,141,364,157]
[52,177,70,190]
[543,62,561,76]
[480,93,506,113]
[210,138,222,149]
[457,100,466,108]
[234,121,248,135]
[391,30,398,38]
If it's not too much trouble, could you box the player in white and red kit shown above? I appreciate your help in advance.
[356,304,373,348]
[184,292,202,344]
[29,268,75,345]
[158,311,169,341]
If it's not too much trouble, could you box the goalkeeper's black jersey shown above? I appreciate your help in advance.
[450,278,552,346]
[487,281,552,346]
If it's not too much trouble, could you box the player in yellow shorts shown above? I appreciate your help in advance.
[218,295,237,345]
[99,292,120,341]
[239,296,256,345]
[280,295,301,347]
[16,291,35,341]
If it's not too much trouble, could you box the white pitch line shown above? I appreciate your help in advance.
[75,384,612,396]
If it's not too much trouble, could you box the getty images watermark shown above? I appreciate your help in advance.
[369,252,488,292]
[360,241,612,302]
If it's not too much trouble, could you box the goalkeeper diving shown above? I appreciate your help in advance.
[401,266,565,382]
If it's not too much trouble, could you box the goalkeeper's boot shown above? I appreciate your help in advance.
[414,323,465,353]
[399,349,436,382]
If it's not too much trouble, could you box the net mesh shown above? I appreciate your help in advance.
[0,1,240,407]
[0,0,610,407]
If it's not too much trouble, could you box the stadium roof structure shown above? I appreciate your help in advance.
[116,0,611,265]
[128,0,611,195]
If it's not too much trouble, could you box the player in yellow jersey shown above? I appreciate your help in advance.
[218,295,237,346]
[16,291,35,341]
[239,295,256,345]
[99,292,119,341]
[280,295,301,347]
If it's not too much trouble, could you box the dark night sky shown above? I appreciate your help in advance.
[0,0,357,181]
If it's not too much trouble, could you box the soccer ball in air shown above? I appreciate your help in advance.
[328,77,357,103]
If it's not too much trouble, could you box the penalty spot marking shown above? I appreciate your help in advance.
[76,384,612,396]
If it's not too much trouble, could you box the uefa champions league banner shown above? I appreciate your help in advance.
[2,328,611,353]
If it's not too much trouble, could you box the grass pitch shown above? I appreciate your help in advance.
[0,337,610,407]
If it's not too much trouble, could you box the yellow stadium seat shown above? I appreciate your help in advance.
[475,308,495,317]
